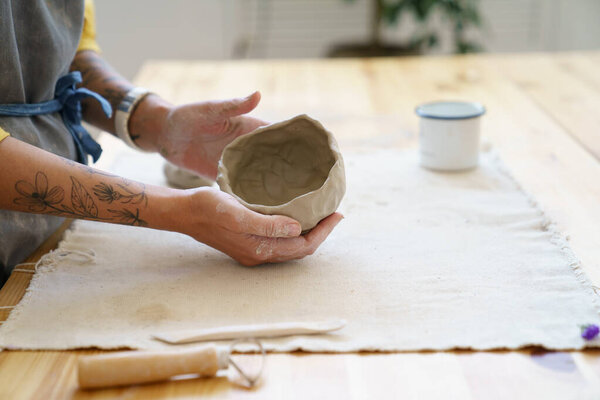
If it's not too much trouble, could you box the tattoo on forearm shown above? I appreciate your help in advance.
[93,181,148,206]
[70,51,132,113]
[13,172,147,227]
[62,158,117,178]
[101,88,129,109]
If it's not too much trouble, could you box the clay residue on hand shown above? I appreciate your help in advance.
[255,240,274,258]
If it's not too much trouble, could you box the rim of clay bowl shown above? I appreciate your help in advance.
[415,101,486,120]
[218,114,344,209]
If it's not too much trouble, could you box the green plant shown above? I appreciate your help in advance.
[346,0,483,53]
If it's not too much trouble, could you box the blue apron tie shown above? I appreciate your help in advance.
[0,71,112,164]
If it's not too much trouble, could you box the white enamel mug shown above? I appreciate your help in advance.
[416,101,486,171]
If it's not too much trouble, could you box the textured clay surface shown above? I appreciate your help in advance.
[217,114,345,230]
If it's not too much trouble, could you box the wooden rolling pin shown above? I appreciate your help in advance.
[78,344,229,389]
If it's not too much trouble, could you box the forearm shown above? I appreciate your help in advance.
[0,138,340,266]
[70,50,170,151]
[0,137,184,231]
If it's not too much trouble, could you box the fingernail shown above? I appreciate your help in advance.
[285,223,301,237]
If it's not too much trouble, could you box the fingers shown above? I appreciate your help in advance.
[213,190,301,238]
[219,91,261,118]
[302,212,344,252]
[241,211,302,238]
[276,212,344,260]
[245,212,344,265]
[195,189,342,266]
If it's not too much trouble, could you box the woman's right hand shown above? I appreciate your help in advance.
[176,187,343,266]
[0,136,342,267]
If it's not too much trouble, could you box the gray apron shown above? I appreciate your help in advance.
[0,0,85,285]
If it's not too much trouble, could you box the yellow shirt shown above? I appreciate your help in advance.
[0,0,100,144]
[0,127,8,143]
[78,0,101,53]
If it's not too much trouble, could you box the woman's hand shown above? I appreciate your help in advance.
[177,187,343,266]
[152,92,267,179]
[71,50,265,179]
[65,50,340,264]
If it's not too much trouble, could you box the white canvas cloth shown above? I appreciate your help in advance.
[1,149,599,351]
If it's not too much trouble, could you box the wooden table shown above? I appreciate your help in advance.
[2,52,600,399]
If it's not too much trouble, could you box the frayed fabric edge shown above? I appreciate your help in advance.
[0,223,96,346]
[485,148,600,347]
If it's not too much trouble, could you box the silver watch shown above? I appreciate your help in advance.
[115,87,152,152]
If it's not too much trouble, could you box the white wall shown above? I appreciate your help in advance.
[94,0,238,78]
[94,0,600,79]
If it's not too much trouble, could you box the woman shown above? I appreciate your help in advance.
[0,0,342,286]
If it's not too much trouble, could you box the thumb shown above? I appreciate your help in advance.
[216,191,301,237]
[219,91,261,118]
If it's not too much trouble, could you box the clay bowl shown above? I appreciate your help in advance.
[217,114,345,231]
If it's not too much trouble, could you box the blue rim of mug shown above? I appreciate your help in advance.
[415,101,486,120]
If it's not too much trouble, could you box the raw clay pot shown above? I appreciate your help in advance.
[217,114,346,231]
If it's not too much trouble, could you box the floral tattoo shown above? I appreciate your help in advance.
[14,172,65,213]
[13,172,147,227]
[93,181,148,206]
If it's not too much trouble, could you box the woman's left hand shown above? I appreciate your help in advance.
[149,91,268,179]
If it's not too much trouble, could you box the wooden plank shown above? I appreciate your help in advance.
[460,351,597,400]
[493,52,600,160]
[2,53,600,399]
[2,351,600,399]
[554,53,600,93]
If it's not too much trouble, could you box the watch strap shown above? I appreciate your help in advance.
[115,87,152,152]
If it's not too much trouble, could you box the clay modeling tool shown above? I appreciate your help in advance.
[153,319,347,345]
[78,339,265,389]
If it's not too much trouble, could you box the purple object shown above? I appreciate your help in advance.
[581,324,600,340]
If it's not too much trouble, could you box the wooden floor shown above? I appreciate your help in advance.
[2,52,600,399]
